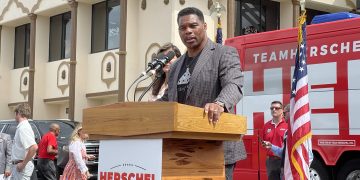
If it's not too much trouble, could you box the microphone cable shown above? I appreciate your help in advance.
[133,73,153,101]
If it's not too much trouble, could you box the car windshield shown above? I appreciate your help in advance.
[36,121,74,140]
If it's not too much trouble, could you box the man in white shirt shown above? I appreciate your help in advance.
[11,103,38,180]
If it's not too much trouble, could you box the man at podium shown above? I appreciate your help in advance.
[159,7,247,180]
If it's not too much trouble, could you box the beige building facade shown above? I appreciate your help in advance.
[0,0,355,121]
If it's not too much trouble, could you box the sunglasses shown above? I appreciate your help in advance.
[270,107,282,110]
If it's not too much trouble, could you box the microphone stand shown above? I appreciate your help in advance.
[126,61,158,101]
[133,74,152,101]
[126,74,145,102]
[137,70,164,102]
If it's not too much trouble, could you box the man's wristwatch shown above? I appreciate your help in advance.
[214,101,225,109]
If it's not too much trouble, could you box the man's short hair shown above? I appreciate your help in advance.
[271,101,283,108]
[14,103,32,119]
[177,7,204,24]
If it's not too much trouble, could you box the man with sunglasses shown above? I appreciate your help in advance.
[261,101,288,180]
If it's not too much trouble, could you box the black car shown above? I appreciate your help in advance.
[0,119,99,179]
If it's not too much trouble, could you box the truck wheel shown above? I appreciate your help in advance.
[337,159,360,180]
[310,158,329,180]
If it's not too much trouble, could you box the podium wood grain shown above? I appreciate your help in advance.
[162,139,224,179]
[83,102,246,140]
[82,102,247,180]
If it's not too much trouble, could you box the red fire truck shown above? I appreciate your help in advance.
[226,17,360,180]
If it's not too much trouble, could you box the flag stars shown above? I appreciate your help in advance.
[292,90,296,94]
[302,60,306,65]
[299,67,304,72]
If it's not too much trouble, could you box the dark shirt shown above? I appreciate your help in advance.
[177,52,201,104]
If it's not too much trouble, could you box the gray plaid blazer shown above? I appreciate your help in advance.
[0,133,12,173]
[160,39,247,164]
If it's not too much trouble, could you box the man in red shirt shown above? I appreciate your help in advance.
[261,101,288,180]
[37,123,60,180]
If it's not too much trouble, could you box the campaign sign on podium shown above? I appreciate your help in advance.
[98,139,163,180]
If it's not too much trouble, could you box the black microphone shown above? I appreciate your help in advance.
[153,51,176,72]
[142,51,176,76]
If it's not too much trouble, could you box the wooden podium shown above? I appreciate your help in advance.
[83,102,246,180]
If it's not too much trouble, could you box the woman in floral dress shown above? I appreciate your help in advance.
[61,124,94,180]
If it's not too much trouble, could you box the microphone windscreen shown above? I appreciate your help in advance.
[166,51,176,60]
[156,52,165,59]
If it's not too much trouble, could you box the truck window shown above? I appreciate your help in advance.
[4,123,41,143]
[5,124,17,139]
[30,123,41,143]
[35,121,73,140]
[0,123,5,132]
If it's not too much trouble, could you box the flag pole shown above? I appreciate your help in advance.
[284,0,313,179]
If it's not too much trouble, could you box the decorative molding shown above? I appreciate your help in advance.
[101,52,117,89]
[86,90,118,98]
[57,61,70,95]
[8,101,27,107]
[20,69,29,100]
[28,13,37,20]
[144,43,161,71]
[116,51,127,55]
[292,0,300,5]
[227,0,235,38]
[0,0,13,21]
[14,0,42,14]
[43,96,69,103]
[292,0,300,27]
[141,0,146,10]
[67,0,78,8]
[208,0,213,10]
[0,26,2,54]
[179,0,185,5]
[117,0,128,102]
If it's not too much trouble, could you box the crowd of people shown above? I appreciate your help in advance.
[0,103,93,180]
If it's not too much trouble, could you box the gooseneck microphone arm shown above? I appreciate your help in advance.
[137,71,163,102]
[126,51,175,102]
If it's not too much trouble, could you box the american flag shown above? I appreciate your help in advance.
[284,12,313,180]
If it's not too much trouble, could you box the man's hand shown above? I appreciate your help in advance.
[87,155,96,160]
[4,171,11,177]
[262,141,272,149]
[16,162,26,172]
[204,103,224,127]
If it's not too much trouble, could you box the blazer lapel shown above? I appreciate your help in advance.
[186,39,215,99]
[169,55,186,101]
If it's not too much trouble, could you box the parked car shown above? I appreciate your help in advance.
[0,119,99,179]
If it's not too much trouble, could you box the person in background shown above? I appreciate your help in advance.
[37,123,60,180]
[263,104,313,179]
[11,103,38,180]
[149,42,182,101]
[61,124,94,180]
[261,101,288,180]
[0,132,12,178]
[159,7,246,180]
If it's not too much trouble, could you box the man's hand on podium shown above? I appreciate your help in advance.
[204,102,225,127]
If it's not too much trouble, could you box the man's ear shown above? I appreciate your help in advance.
[204,22,207,30]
